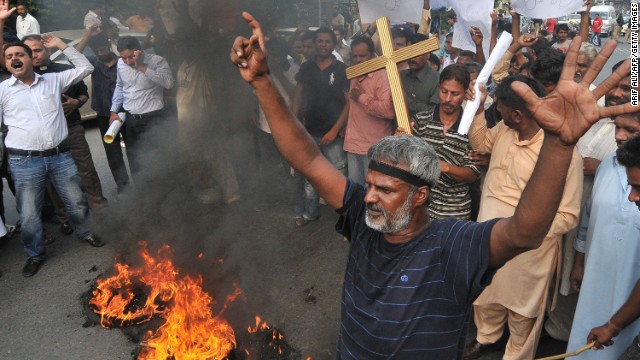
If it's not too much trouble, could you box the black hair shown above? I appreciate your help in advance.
[88,31,110,49]
[409,33,428,44]
[16,0,28,8]
[496,75,547,116]
[612,59,626,72]
[301,31,315,43]
[446,32,453,39]
[618,133,640,169]
[556,23,570,32]
[117,36,142,52]
[314,27,337,45]
[440,63,470,90]
[350,35,375,54]
[459,50,476,59]
[464,61,483,75]
[531,49,564,85]
[447,12,457,20]
[539,29,549,36]
[333,27,345,36]
[3,42,32,58]
[391,27,409,42]
[428,53,441,71]
[531,37,551,56]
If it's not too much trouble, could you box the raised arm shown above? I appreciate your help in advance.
[579,0,592,41]
[0,0,16,49]
[41,34,95,88]
[231,12,347,209]
[487,37,634,268]
[417,0,431,35]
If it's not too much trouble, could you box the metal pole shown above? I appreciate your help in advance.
[319,0,322,27]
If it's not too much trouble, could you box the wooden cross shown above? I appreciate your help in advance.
[347,16,440,134]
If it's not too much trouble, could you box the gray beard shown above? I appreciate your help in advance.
[365,192,414,234]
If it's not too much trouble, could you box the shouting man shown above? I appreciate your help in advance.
[230,12,633,359]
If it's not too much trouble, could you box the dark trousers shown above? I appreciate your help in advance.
[123,110,166,184]
[97,115,129,193]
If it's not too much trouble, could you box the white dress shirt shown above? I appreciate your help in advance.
[0,47,94,151]
[110,53,174,115]
[16,13,40,40]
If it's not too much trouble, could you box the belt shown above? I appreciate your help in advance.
[7,146,70,157]
[126,109,163,120]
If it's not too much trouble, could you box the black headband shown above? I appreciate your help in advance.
[368,160,432,188]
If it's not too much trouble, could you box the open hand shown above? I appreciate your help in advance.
[0,0,16,21]
[510,37,634,146]
[230,12,269,84]
[41,34,67,50]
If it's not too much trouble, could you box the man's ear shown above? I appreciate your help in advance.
[413,186,430,207]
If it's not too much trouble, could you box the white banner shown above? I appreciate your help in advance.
[510,0,585,19]
[448,0,493,59]
[357,0,423,25]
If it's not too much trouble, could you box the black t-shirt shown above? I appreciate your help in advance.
[295,56,348,138]
[334,180,498,359]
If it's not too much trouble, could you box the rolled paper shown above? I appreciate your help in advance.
[103,118,123,144]
[459,32,513,135]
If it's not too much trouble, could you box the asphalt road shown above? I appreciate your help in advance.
[0,40,634,360]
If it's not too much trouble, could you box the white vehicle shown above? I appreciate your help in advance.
[590,5,616,37]
[47,29,148,121]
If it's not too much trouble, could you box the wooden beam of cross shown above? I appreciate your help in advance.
[346,16,440,134]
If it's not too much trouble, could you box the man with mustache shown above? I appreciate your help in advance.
[400,33,440,118]
[0,1,101,278]
[412,64,479,220]
[231,12,634,358]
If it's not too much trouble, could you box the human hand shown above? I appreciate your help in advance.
[0,0,16,21]
[470,27,484,45]
[510,37,634,146]
[84,25,101,38]
[570,259,584,292]
[62,95,80,116]
[320,129,338,145]
[509,4,517,17]
[41,34,67,50]
[587,321,619,350]
[439,161,451,173]
[349,87,364,101]
[109,112,122,126]
[230,12,269,84]
[490,10,498,25]
[132,50,146,68]
[516,33,538,48]
[469,150,491,167]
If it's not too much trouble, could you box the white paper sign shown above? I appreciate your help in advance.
[510,0,585,19]
[357,0,423,25]
[449,0,494,60]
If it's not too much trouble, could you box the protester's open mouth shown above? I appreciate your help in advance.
[12,61,23,69]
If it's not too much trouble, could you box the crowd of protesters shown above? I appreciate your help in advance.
[0,0,638,359]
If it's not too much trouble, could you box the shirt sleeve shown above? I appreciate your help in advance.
[335,180,366,241]
[110,63,124,113]
[59,46,94,92]
[144,55,174,89]
[439,218,500,302]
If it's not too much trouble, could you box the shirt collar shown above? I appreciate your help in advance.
[8,72,43,86]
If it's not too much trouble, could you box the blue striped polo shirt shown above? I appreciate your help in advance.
[335,181,498,359]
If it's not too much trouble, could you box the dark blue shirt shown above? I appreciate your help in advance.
[335,180,498,359]
[87,56,118,117]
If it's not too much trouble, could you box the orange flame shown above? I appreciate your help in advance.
[90,242,240,359]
